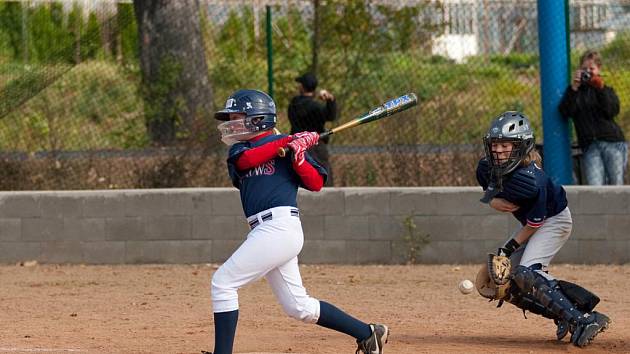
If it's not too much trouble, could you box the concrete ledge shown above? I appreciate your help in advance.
[0,187,628,264]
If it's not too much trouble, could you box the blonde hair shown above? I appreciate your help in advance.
[522,148,542,168]
[580,50,602,67]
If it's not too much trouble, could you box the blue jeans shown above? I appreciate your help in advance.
[581,140,628,185]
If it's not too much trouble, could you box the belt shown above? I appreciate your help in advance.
[247,206,300,230]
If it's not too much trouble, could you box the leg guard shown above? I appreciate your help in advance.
[506,287,570,340]
[512,265,584,324]
[507,291,555,320]
[512,265,604,347]
[557,280,600,312]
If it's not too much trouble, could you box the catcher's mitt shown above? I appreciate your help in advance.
[475,253,512,300]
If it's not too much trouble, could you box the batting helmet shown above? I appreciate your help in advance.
[215,89,277,145]
[215,89,276,128]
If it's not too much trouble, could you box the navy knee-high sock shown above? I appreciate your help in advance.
[316,301,372,341]
[214,310,239,354]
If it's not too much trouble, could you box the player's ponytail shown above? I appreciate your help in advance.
[522,148,542,168]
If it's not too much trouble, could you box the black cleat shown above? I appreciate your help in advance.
[355,323,389,354]
[571,312,611,347]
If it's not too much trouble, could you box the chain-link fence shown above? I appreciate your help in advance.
[0,0,629,189]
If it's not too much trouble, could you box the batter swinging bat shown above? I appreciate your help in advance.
[278,93,418,157]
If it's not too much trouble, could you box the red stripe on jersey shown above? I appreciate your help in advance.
[527,220,545,228]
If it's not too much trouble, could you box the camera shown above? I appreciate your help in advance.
[580,71,592,83]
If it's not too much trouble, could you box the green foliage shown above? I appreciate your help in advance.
[364,160,378,186]
[141,55,185,144]
[117,3,139,63]
[316,0,390,109]
[0,63,72,119]
[84,13,102,60]
[2,1,630,156]
[66,4,102,63]
[0,2,24,59]
[488,52,539,70]
[210,7,267,107]
[601,31,630,65]
[401,215,430,264]
[0,61,145,151]
[376,3,444,53]
[267,6,312,109]
[0,2,111,64]
[29,3,74,63]
[66,3,83,62]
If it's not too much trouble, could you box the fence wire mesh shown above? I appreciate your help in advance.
[0,0,629,189]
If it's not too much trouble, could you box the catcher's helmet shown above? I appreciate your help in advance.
[215,89,277,145]
[483,111,535,177]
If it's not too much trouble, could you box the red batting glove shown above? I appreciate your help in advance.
[290,131,319,148]
[287,138,309,166]
[287,132,319,166]
[588,75,605,90]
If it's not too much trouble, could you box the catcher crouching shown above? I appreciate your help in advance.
[474,111,611,348]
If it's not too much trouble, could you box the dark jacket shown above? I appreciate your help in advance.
[288,95,337,143]
[558,84,624,148]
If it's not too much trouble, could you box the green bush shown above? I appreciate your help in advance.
[602,31,630,65]
[1,1,629,153]
[0,61,145,151]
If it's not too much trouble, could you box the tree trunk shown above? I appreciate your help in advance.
[133,0,213,146]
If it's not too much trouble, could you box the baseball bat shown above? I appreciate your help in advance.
[278,92,418,157]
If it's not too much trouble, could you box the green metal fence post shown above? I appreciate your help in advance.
[565,0,580,183]
[266,5,273,98]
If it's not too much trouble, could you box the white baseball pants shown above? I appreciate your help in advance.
[509,207,573,280]
[211,206,320,323]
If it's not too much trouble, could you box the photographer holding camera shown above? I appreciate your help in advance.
[559,50,627,185]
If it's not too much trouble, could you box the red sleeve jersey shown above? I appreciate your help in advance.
[233,132,324,191]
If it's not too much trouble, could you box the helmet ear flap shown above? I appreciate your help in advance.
[243,114,276,133]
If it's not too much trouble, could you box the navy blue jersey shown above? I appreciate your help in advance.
[227,134,328,217]
[476,158,568,227]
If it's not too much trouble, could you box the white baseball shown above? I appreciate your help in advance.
[458,279,474,295]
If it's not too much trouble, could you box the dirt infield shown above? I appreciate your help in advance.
[1,264,628,354]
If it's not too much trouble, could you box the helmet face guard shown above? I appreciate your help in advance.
[483,137,533,176]
[482,111,535,190]
[217,115,276,145]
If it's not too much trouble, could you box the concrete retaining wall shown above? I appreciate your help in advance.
[0,187,628,264]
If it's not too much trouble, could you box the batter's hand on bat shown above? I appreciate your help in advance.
[489,198,519,212]
[291,131,319,147]
[287,132,319,166]
[279,132,319,158]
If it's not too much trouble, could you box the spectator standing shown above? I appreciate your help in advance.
[559,50,627,185]
[288,73,337,186]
